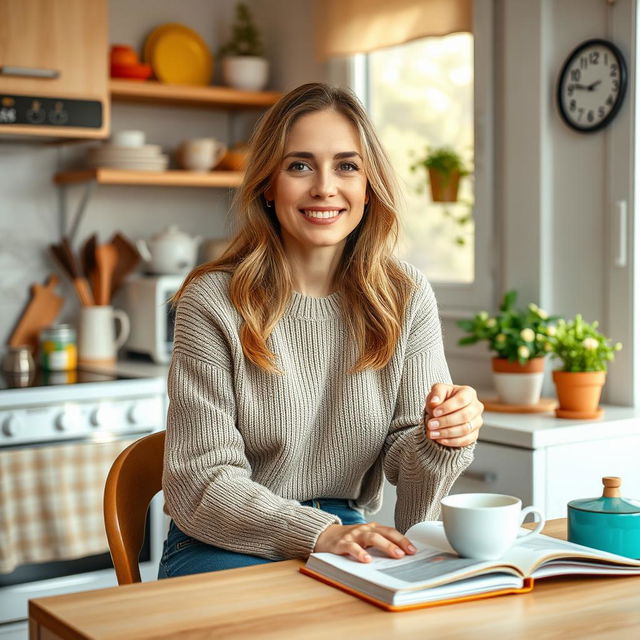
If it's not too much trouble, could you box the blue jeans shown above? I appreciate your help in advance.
[157,498,366,579]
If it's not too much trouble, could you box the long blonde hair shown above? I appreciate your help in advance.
[175,83,413,373]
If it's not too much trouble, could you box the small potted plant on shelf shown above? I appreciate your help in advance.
[410,146,471,202]
[457,291,557,406]
[218,2,268,91]
[545,314,622,419]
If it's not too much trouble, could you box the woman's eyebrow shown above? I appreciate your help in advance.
[283,151,363,160]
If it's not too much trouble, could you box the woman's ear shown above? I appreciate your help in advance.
[264,188,274,201]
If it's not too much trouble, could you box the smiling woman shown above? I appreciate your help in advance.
[159,83,484,579]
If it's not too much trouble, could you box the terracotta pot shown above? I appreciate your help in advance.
[428,168,461,202]
[552,370,606,419]
[491,357,545,405]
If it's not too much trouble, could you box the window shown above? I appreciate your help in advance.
[365,34,474,284]
[332,1,495,312]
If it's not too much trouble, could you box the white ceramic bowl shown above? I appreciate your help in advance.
[111,130,146,147]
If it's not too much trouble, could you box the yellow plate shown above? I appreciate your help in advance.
[147,23,213,86]
[143,23,179,63]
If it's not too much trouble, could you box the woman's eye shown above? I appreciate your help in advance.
[287,161,311,172]
[338,161,359,172]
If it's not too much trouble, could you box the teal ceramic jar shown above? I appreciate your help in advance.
[568,477,640,559]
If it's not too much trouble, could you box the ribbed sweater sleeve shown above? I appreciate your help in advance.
[383,267,474,533]
[162,287,340,561]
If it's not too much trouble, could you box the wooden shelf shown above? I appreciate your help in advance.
[54,168,243,188]
[109,79,282,109]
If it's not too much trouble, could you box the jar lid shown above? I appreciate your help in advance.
[568,477,640,514]
[40,323,76,339]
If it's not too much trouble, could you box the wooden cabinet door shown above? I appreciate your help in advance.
[0,0,109,137]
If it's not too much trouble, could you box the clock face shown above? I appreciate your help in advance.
[557,39,627,133]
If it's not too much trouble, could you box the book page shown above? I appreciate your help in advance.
[306,544,519,595]
[406,521,640,577]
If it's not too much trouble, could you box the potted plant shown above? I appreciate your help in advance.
[545,314,622,419]
[218,3,268,91]
[410,146,471,202]
[457,291,557,406]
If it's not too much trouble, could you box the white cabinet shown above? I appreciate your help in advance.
[375,406,640,526]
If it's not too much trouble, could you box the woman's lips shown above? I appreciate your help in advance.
[299,208,344,225]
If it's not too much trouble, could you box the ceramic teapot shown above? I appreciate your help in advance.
[137,225,202,275]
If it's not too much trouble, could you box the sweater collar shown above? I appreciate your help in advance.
[286,290,342,318]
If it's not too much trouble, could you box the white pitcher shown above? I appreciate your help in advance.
[78,306,130,368]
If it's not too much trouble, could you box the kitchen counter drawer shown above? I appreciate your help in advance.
[450,441,534,506]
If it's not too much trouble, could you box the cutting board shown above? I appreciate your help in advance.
[8,275,65,352]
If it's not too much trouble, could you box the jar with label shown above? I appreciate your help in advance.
[40,324,78,371]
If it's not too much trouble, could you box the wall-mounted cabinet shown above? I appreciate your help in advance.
[0,0,109,140]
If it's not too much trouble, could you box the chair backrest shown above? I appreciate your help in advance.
[103,430,165,585]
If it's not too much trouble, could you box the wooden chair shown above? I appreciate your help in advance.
[103,430,165,585]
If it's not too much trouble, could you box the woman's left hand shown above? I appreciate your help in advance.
[423,384,484,448]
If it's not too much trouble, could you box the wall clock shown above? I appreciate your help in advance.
[557,38,628,133]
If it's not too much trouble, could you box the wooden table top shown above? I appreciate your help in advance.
[29,519,640,640]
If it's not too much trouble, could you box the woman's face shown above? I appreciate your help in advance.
[265,109,369,257]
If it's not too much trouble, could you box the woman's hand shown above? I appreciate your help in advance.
[314,522,417,563]
[423,383,484,448]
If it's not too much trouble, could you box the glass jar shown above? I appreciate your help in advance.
[39,324,77,371]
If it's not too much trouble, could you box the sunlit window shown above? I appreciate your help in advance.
[365,33,474,283]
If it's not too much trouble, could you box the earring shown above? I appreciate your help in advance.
[266,200,273,208]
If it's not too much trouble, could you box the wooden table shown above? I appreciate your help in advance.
[29,519,640,639]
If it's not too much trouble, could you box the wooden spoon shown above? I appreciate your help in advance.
[81,234,99,303]
[95,243,119,306]
[110,232,141,296]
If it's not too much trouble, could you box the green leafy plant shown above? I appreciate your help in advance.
[457,290,558,365]
[545,314,622,372]
[409,145,473,246]
[409,146,471,186]
[218,3,264,57]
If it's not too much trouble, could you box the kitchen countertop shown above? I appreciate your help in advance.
[480,406,640,449]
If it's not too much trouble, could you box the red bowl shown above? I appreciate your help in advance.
[110,44,138,66]
[110,63,153,81]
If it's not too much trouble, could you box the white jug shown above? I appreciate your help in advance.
[78,306,130,368]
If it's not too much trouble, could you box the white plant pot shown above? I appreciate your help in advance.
[493,372,544,405]
[221,56,269,91]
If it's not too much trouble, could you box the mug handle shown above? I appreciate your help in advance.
[517,506,546,539]
[113,309,131,350]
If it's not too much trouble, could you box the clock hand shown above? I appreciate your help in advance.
[571,83,589,90]
[587,80,602,91]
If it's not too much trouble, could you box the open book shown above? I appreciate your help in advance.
[301,521,640,611]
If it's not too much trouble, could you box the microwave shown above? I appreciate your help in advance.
[122,275,184,363]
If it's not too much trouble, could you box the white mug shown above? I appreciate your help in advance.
[177,138,227,172]
[441,493,545,561]
[78,306,130,368]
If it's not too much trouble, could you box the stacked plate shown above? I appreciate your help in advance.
[86,143,169,171]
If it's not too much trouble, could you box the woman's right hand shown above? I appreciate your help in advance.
[314,522,417,563]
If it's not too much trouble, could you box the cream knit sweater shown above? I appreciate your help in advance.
[162,262,474,560]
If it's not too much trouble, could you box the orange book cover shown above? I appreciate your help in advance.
[299,567,534,612]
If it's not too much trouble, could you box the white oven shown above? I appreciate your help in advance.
[0,368,167,636]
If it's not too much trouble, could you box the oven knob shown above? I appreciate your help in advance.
[127,403,147,425]
[2,414,20,437]
[56,410,81,431]
[91,405,115,427]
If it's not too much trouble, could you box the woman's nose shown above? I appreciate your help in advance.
[309,169,337,198]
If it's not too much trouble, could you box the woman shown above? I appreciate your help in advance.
[158,83,483,579]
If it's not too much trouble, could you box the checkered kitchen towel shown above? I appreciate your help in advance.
[0,437,136,574]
